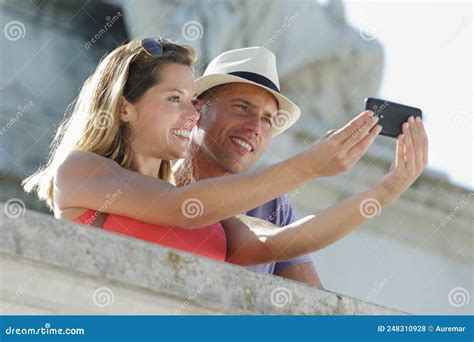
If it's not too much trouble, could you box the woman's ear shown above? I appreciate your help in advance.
[119,96,137,123]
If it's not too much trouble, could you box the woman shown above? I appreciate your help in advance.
[23,38,428,265]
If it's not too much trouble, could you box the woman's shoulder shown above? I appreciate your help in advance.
[54,150,119,212]
[56,150,119,184]
[60,150,117,170]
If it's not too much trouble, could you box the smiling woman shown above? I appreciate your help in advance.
[21,37,231,261]
[20,39,426,268]
[120,62,199,165]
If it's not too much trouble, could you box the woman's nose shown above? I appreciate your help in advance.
[182,103,199,127]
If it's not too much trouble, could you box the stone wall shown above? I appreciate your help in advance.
[0,203,404,315]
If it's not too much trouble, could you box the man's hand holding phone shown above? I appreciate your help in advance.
[305,110,382,177]
[375,115,429,204]
[305,97,428,205]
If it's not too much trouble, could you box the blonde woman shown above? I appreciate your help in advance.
[23,38,428,265]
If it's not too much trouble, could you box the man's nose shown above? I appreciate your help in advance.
[242,117,262,137]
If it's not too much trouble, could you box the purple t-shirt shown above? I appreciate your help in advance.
[244,195,313,274]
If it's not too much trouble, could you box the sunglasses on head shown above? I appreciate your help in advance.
[140,37,173,57]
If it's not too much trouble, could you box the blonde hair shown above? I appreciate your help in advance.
[22,38,197,211]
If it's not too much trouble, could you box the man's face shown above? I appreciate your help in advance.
[193,83,278,174]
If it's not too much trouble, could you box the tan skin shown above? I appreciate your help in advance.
[191,84,428,288]
[55,63,385,226]
[190,83,323,287]
[57,63,200,220]
[55,63,428,282]
[191,85,275,177]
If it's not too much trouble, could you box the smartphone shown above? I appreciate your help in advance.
[364,97,422,138]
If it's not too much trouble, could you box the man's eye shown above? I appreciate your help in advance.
[263,117,273,126]
[235,104,248,111]
[169,96,180,102]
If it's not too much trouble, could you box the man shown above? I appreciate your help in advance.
[174,47,373,287]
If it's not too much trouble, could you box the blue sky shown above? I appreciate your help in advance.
[344,0,473,190]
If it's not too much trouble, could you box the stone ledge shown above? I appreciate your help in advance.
[0,203,406,315]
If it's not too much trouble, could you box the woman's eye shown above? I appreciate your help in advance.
[169,96,180,102]
[191,100,198,107]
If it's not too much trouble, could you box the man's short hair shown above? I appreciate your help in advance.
[198,83,230,101]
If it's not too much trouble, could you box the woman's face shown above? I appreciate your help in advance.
[121,63,198,160]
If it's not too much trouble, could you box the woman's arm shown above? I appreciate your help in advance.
[55,111,381,228]
[224,117,428,265]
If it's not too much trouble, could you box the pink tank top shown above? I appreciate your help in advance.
[73,209,226,261]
